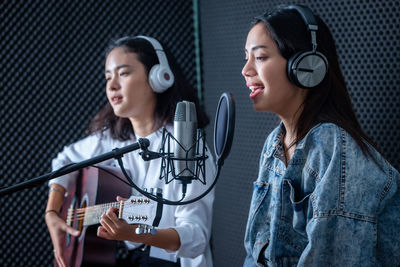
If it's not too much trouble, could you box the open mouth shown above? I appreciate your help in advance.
[111,96,123,104]
[249,86,264,99]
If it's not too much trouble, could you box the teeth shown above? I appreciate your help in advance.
[249,86,260,91]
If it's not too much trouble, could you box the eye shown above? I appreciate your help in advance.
[255,56,268,61]
[119,71,130,76]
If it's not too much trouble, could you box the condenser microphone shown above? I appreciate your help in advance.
[173,101,197,181]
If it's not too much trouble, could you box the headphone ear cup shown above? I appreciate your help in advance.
[149,64,175,93]
[287,51,328,89]
[287,51,303,86]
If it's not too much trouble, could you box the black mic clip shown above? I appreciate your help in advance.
[138,138,150,150]
[140,149,164,161]
[138,137,164,161]
[137,138,162,161]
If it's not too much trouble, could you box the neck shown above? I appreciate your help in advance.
[280,114,298,144]
[279,98,304,146]
[280,113,301,166]
[129,115,157,138]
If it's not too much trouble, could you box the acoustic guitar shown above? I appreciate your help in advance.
[57,166,161,267]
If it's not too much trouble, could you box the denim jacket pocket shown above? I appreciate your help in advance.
[250,181,271,220]
[281,179,312,237]
[248,181,272,264]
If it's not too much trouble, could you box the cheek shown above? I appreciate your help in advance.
[264,63,289,88]
[105,86,111,95]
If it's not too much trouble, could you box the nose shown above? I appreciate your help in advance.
[107,75,120,91]
[242,59,256,78]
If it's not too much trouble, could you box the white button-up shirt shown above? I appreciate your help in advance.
[49,124,216,267]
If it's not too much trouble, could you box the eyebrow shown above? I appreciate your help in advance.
[105,64,131,74]
[245,45,269,52]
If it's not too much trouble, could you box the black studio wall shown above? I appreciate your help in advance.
[0,1,198,265]
[1,0,399,266]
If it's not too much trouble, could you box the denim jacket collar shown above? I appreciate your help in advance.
[264,122,322,163]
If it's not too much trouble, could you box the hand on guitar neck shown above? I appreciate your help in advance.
[96,196,157,241]
[96,195,180,252]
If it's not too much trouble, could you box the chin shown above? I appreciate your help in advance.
[112,108,124,117]
[253,102,265,112]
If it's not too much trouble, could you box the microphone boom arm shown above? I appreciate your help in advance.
[0,138,150,196]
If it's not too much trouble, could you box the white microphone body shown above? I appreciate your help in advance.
[173,101,197,180]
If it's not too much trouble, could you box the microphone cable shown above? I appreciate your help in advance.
[116,155,222,206]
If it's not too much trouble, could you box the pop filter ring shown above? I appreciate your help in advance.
[214,92,235,166]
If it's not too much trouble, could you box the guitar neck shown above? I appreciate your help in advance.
[67,195,158,229]
[68,202,120,227]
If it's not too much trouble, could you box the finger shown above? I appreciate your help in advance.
[97,226,112,240]
[116,195,128,201]
[63,224,80,236]
[106,207,119,219]
[54,250,66,267]
[100,213,115,234]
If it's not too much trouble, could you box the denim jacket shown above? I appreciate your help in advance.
[244,122,400,267]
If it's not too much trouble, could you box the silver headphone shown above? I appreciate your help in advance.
[286,5,328,89]
[135,35,175,93]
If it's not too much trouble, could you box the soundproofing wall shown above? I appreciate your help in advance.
[199,0,400,266]
[0,1,200,266]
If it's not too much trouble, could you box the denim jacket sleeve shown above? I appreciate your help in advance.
[297,124,400,266]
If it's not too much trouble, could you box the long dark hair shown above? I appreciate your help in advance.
[252,5,381,159]
[87,36,209,140]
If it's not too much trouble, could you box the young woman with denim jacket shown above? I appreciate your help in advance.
[242,4,400,267]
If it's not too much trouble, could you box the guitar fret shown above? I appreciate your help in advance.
[83,202,120,226]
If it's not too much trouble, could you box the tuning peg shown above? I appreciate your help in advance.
[135,225,144,234]
[144,225,157,235]
[134,225,157,235]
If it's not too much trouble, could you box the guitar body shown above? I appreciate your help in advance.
[58,166,131,267]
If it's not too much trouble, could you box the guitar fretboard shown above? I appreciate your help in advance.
[67,202,120,227]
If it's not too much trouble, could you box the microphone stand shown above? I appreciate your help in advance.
[0,138,150,197]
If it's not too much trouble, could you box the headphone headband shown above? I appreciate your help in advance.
[287,5,318,30]
[135,35,163,50]
[286,5,318,52]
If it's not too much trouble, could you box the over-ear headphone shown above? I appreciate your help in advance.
[286,5,328,89]
[134,35,175,93]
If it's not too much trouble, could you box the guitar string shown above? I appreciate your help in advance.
[67,200,151,221]
[67,202,119,221]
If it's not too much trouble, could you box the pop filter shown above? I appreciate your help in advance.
[214,92,235,166]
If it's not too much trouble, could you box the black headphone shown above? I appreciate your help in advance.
[134,35,175,93]
[286,5,328,89]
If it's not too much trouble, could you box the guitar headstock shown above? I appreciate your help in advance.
[119,196,157,227]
